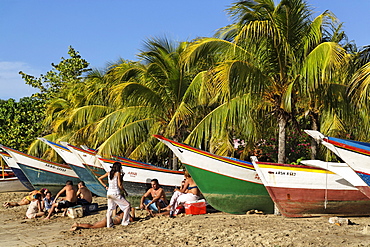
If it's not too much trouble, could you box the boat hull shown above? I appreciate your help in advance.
[252,160,370,217]
[0,177,29,192]
[9,167,35,191]
[154,135,274,214]
[0,151,34,191]
[2,146,80,193]
[266,187,370,217]
[17,163,80,193]
[305,130,370,187]
[99,157,183,196]
[38,139,107,197]
[70,163,107,197]
[185,164,273,214]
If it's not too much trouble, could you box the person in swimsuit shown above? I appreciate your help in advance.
[69,208,135,231]
[26,193,45,219]
[44,180,78,220]
[98,162,131,227]
[3,188,48,208]
[140,179,168,216]
[164,170,200,216]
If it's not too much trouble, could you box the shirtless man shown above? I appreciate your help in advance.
[44,180,77,220]
[140,179,168,215]
[76,181,92,205]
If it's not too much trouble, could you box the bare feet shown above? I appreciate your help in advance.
[3,202,9,208]
[69,222,79,231]
[148,210,155,217]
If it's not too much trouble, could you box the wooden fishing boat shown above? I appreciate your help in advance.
[300,160,370,198]
[77,144,184,196]
[0,150,34,191]
[251,157,370,217]
[305,130,370,187]
[154,135,274,214]
[38,138,107,197]
[98,156,184,196]
[0,168,29,192]
[0,144,80,193]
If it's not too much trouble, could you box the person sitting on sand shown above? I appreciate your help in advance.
[76,181,93,205]
[3,188,48,208]
[43,191,54,213]
[44,180,77,220]
[164,170,200,217]
[26,193,45,219]
[140,179,168,216]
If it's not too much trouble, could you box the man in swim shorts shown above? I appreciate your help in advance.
[44,180,77,220]
[140,179,168,216]
[76,181,92,205]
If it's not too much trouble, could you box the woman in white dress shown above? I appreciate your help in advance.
[99,162,131,227]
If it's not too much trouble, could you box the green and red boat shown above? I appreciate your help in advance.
[154,135,274,214]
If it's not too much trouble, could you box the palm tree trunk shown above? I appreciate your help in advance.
[172,152,178,170]
[310,113,320,160]
[277,116,287,164]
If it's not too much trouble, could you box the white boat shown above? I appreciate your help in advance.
[251,157,370,217]
[154,135,274,214]
[0,144,80,193]
[0,169,29,192]
[305,130,370,189]
[38,138,107,197]
[300,160,370,198]
[98,156,184,196]
[0,150,34,191]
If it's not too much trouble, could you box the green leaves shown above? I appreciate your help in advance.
[19,46,91,100]
[0,97,45,152]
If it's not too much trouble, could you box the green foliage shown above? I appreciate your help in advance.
[0,97,45,152]
[19,46,91,100]
[252,129,311,163]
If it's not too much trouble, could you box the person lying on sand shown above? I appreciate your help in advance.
[3,189,48,208]
[69,208,135,231]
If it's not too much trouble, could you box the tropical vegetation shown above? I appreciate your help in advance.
[2,0,370,168]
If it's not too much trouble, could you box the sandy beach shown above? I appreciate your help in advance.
[2,192,370,246]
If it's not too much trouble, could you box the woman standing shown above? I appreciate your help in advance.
[98,162,130,227]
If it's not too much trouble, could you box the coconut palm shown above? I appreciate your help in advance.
[182,0,348,163]
[65,37,210,169]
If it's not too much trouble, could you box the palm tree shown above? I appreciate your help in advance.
[48,38,206,169]
[182,0,347,163]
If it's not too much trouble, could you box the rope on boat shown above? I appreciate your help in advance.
[324,161,328,209]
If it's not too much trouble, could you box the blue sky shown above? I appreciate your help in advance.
[1,0,369,100]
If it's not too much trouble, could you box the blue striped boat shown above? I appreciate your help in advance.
[0,150,34,191]
[38,138,107,197]
[0,144,80,193]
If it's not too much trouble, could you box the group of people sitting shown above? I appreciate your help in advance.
[3,161,202,231]
[139,170,200,217]
[3,180,93,220]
